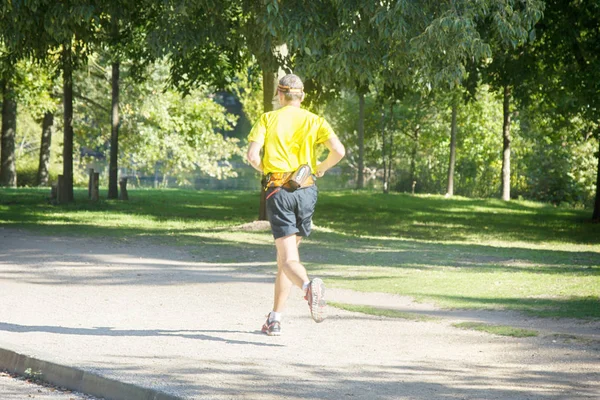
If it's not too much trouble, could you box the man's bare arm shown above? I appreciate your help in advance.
[315,137,345,177]
[247,141,264,173]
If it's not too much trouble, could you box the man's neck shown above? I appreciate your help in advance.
[280,100,302,108]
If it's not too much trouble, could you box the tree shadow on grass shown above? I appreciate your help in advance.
[424,294,600,319]
[315,192,600,244]
[304,230,600,270]
[2,187,600,245]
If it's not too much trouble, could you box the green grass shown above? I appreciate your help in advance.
[329,302,438,321]
[1,187,599,319]
[452,322,539,337]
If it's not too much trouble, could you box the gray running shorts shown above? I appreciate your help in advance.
[266,185,318,240]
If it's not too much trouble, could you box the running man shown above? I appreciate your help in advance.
[246,74,345,336]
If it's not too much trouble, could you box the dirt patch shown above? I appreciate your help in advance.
[231,220,272,231]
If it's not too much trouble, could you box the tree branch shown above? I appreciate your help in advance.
[73,92,110,113]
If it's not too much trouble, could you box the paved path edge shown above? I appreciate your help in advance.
[0,346,182,400]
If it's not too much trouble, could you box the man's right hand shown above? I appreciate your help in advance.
[316,137,345,178]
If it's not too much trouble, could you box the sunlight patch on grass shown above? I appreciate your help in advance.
[452,322,539,337]
[330,302,438,322]
[342,233,600,253]
[410,221,468,229]
[183,204,233,210]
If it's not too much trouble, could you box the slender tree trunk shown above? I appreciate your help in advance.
[357,91,365,189]
[446,102,458,197]
[0,79,17,187]
[593,128,600,221]
[62,43,75,202]
[258,67,278,221]
[381,105,387,193]
[262,68,278,114]
[108,61,120,199]
[37,112,54,186]
[409,127,420,193]
[501,85,511,201]
[387,103,394,192]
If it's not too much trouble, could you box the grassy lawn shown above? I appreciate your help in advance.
[1,187,599,319]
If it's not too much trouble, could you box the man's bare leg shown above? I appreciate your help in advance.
[269,233,326,325]
[275,234,308,287]
[273,236,303,312]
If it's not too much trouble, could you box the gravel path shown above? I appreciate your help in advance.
[1,227,599,400]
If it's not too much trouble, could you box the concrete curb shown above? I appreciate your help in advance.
[0,347,182,400]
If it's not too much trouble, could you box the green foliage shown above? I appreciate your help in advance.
[1,0,99,63]
[71,55,242,185]
[322,83,595,205]
[323,92,381,186]
[12,58,58,118]
[14,165,37,187]
[453,86,504,197]
[529,0,600,127]
[15,164,59,187]
[120,61,241,182]
[513,106,597,207]
[228,62,264,130]
[1,0,597,215]
[145,0,246,93]
[285,0,544,94]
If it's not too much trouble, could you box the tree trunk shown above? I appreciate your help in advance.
[381,105,387,193]
[62,43,75,202]
[387,102,394,192]
[409,127,420,193]
[108,60,120,199]
[446,102,458,197]
[593,129,600,221]
[258,67,278,221]
[357,91,365,189]
[262,67,278,114]
[37,112,54,186]
[501,85,511,201]
[0,79,17,187]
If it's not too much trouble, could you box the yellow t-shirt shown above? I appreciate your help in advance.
[248,106,336,174]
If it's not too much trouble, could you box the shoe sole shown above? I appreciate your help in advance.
[309,278,327,323]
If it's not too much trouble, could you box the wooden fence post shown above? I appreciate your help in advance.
[50,183,58,204]
[88,168,94,199]
[119,178,128,200]
[91,172,100,201]
[57,175,68,204]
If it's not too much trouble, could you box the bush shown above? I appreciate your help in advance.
[16,165,38,187]
[17,165,59,187]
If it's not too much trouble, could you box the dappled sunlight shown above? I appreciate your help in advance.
[442,206,537,215]
[182,204,234,210]
[410,221,469,229]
